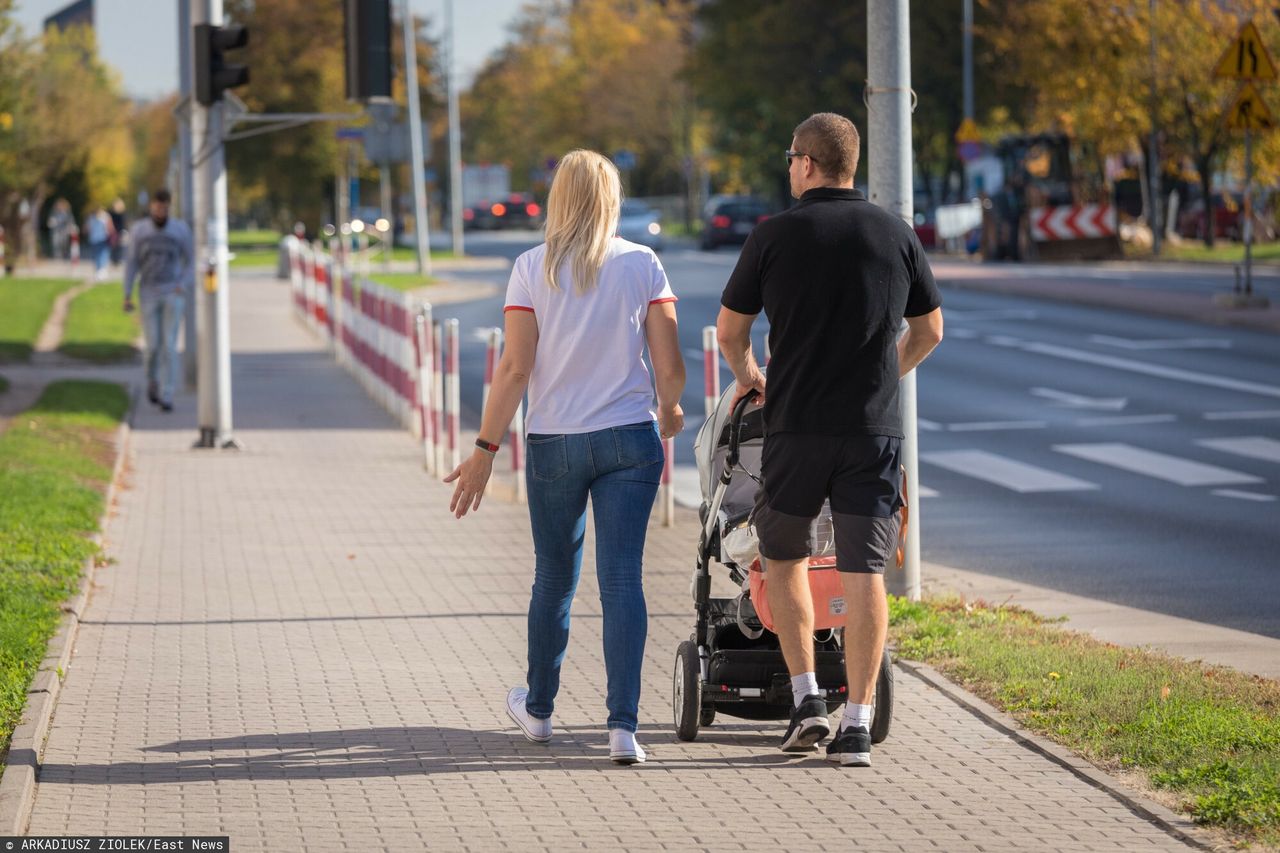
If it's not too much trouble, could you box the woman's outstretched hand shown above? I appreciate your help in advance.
[444,450,495,518]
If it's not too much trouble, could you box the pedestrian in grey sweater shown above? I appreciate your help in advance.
[123,189,194,411]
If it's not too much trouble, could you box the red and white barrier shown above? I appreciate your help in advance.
[447,318,461,472]
[69,231,79,268]
[702,325,720,420]
[415,306,436,470]
[661,436,675,526]
[1030,204,1116,242]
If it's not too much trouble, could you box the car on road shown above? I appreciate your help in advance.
[616,200,664,251]
[1176,189,1244,241]
[462,192,544,231]
[700,196,772,250]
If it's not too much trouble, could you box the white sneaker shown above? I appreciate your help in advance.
[506,687,552,743]
[609,729,646,765]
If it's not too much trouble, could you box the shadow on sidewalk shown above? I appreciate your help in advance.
[36,725,810,784]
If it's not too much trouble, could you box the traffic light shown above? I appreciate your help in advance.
[194,23,249,107]
[344,0,392,102]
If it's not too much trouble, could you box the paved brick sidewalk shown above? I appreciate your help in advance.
[24,276,1198,851]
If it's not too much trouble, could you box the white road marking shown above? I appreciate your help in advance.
[921,450,1098,493]
[916,485,940,498]
[1197,436,1280,465]
[1053,442,1262,486]
[917,418,945,431]
[1074,413,1177,427]
[1090,335,1233,350]
[986,335,1023,347]
[948,420,1047,432]
[1031,386,1128,410]
[1204,409,1280,421]
[1020,341,1280,400]
[1212,489,1277,502]
[948,328,979,339]
[945,308,1039,321]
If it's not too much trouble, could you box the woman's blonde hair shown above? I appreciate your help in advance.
[542,149,622,294]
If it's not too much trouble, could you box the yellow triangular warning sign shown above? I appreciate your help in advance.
[1215,21,1277,80]
[1226,82,1274,131]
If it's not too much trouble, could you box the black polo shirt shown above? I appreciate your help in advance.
[720,187,941,438]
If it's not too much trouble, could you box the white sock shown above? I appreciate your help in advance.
[791,672,820,707]
[841,703,873,732]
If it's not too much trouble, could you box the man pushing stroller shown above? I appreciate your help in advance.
[716,112,944,766]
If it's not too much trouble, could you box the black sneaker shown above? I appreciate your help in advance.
[825,725,872,767]
[780,694,831,752]
[159,400,173,412]
[147,381,159,405]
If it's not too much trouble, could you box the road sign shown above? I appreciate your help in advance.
[1214,20,1277,80]
[1226,82,1274,131]
[1029,204,1116,241]
[612,149,636,170]
[954,117,981,143]
[336,127,365,141]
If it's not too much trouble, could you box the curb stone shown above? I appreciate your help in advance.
[895,659,1215,851]
[0,381,136,835]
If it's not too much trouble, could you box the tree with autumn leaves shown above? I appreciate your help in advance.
[980,0,1280,246]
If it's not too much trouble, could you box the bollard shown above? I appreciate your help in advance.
[483,327,502,495]
[418,305,436,473]
[447,319,461,472]
[703,325,720,420]
[433,320,445,476]
[412,309,426,442]
[69,231,79,268]
[661,436,675,526]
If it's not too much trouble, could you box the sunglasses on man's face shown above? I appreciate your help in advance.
[785,149,822,167]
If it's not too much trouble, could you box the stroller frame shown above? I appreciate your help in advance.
[673,390,893,743]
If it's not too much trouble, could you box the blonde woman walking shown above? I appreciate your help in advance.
[445,150,686,764]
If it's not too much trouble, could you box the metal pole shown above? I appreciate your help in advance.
[869,0,920,600]
[401,0,432,275]
[178,1,198,390]
[446,0,465,256]
[1148,0,1162,255]
[210,0,235,447]
[962,0,973,122]
[379,163,393,269]
[191,0,217,447]
[1245,126,1254,297]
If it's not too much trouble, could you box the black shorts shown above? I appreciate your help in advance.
[751,433,903,574]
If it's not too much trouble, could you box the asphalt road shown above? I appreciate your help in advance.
[443,231,1280,638]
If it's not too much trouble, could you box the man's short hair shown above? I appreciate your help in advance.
[153,188,172,204]
[793,113,860,183]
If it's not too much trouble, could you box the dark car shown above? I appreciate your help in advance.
[462,192,544,231]
[700,196,772,250]
[1176,189,1242,241]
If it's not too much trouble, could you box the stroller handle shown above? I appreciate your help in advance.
[726,389,760,469]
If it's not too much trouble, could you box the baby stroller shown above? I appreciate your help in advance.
[673,388,896,742]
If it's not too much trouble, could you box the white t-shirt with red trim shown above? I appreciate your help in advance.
[504,237,677,434]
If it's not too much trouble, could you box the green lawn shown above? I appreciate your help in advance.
[228,229,282,249]
[891,596,1280,846]
[364,272,439,292]
[0,278,82,362]
[229,248,280,268]
[1128,240,1280,264]
[57,282,140,363]
[0,381,128,777]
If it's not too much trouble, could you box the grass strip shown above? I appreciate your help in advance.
[0,278,82,363]
[364,272,438,292]
[889,596,1280,846]
[57,281,140,363]
[0,381,127,777]
[1126,240,1280,264]
[228,248,279,268]
[228,229,282,249]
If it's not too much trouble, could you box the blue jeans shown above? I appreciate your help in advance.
[523,421,664,732]
[140,292,185,404]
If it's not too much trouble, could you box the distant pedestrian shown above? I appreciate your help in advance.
[84,206,115,281]
[123,188,194,412]
[109,198,128,265]
[47,198,72,260]
[444,149,686,765]
[716,112,943,767]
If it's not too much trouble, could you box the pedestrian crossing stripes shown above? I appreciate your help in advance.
[920,450,1099,493]
[1053,442,1262,487]
[1197,436,1280,465]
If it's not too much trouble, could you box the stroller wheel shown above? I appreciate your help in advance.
[870,647,894,744]
[673,640,702,741]
[699,704,716,727]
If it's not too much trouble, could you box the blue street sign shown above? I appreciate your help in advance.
[336,127,365,141]
[612,149,637,171]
